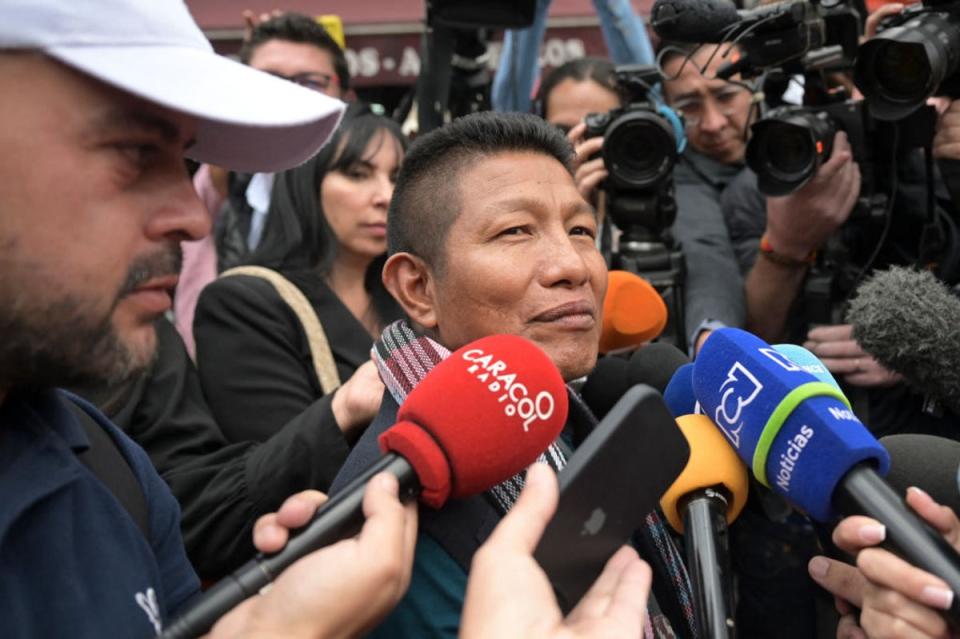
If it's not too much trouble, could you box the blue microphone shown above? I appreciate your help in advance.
[772,344,842,392]
[663,363,701,418]
[694,328,960,626]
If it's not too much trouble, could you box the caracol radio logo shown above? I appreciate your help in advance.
[715,362,763,448]
[462,348,556,432]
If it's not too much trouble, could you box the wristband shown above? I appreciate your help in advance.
[759,233,817,267]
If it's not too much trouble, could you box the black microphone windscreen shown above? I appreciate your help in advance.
[651,0,740,42]
[848,267,960,414]
[881,434,960,515]
[581,356,630,420]
[627,342,691,394]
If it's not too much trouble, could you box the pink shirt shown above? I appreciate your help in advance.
[174,164,224,359]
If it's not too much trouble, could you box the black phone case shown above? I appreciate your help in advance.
[534,384,691,612]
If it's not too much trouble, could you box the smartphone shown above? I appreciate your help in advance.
[534,384,690,612]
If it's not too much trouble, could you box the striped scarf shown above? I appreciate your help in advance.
[373,320,697,638]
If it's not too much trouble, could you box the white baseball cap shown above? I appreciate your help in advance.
[1,0,345,172]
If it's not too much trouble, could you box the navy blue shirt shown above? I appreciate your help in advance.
[0,390,200,638]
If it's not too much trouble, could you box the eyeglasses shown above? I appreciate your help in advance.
[266,71,338,93]
[671,84,751,128]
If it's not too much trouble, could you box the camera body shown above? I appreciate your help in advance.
[856,0,960,120]
[746,99,869,196]
[583,64,688,350]
[583,64,682,236]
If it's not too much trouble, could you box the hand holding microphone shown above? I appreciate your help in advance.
[693,327,960,627]
[211,475,417,639]
[162,334,569,639]
[829,488,960,639]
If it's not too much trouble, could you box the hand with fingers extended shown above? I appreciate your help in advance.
[816,488,960,639]
[210,473,418,639]
[804,324,902,388]
[460,463,652,639]
[567,122,608,206]
[764,131,861,262]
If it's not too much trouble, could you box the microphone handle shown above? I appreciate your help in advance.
[160,454,418,639]
[681,488,737,639]
[834,464,960,627]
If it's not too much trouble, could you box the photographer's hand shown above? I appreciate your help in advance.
[568,122,608,206]
[804,324,902,388]
[935,100,960,161]
[765,131,860,261]
[745,133,860,342]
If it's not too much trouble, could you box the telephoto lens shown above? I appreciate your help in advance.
[746,106,835,196]
[603,110,678,190]
[855,11,960,120]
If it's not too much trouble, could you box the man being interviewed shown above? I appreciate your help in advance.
[329,111,697,639]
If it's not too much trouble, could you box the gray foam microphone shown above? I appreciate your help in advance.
[848,266,960,415]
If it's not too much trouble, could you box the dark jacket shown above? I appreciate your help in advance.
[103,318,362,579]
[194,269,385,448]
[672,150,747,341]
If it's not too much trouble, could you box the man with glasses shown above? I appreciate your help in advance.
[176,12,351,355]
[662,42,861,639]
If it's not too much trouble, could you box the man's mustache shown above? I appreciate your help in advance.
[117,245,183,298]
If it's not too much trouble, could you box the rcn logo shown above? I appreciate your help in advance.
[715,362,763,448]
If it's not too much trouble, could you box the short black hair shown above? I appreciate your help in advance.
[239,13,350,91]
[535,57,619,119]
[388,112,575,271]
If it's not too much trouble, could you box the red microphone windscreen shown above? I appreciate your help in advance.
[599,270,668,354]
[378,335,569,508]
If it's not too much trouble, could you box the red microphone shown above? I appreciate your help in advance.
[161,334,568,639]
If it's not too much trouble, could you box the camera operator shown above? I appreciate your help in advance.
[538,57,745,352]
[661,43,863,345]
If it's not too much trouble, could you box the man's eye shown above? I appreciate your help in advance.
[498,226,528,237]
[571,225,597,238]
[115,143,159,168]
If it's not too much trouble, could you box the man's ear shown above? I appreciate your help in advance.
[382,252,438,329]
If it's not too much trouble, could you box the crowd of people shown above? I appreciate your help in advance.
[3,0,960,637]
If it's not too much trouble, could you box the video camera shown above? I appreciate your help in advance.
[652,0,960,324]
[584,64,689,351]
[856,0,960,121]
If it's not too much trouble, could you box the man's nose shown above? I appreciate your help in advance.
[144,176,211,243]
[542,234,591,288]
[699,99,727,134]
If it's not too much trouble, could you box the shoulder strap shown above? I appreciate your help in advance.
[67,401,151,539]
[220,265,342,394]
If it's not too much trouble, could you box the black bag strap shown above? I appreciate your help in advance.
[67,400,151,539]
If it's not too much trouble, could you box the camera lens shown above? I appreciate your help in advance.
[603,110,676,189]
[746,108,834,196]
[855,12,960,120]
[872,41,931,100]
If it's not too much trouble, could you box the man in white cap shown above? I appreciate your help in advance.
[0,1,421,637]
[0,2,656,637]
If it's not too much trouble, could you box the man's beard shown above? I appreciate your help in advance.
[0,246,182,391]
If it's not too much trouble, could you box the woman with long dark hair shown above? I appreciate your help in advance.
[193,105,406,489]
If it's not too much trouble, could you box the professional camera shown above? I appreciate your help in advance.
[584,64,684,241]
[856,0,960,121]
[584,64,689,350]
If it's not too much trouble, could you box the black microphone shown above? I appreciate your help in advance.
[627,342,691,394]
[652,0,808,43]
[651,0,740,42]
[848,266,960,415]
[580,343,689,420]
[881,434,960,515]
[580,356,630,420]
